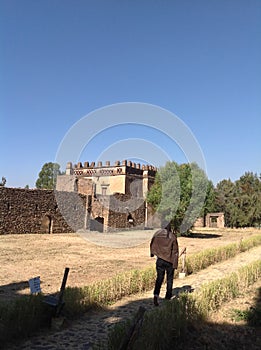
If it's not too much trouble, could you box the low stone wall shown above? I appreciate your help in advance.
[0,187,86,234]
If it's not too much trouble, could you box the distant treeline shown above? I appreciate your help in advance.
[214,171,261,228]
[147,161,261,231]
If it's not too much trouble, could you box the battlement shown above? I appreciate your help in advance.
[66,160,157,177]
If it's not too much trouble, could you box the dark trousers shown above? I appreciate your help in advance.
[153,258,174,299]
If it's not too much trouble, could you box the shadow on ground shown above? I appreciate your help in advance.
[0,281,30,301]
[187,232,221,239]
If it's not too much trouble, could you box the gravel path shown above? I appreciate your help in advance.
[7,246,261,350]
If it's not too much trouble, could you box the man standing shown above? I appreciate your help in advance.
[150,221,179,306]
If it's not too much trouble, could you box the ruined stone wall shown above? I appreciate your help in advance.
[205,212,225,228]
[0,187,86,234]
[89,195,110,228]
[1,159,158,234]
[107,193,145,230]
[193,213,225,228]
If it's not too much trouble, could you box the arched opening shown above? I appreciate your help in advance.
[40,215,53,234]
[127,213,135,226]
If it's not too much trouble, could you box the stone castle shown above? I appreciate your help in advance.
[0,160,158,234]
[56,160,157,232]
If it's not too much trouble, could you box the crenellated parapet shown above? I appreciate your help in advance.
[66,160,157,177]
[58,160,158,201]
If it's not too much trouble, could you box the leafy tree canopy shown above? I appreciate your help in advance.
[215,172,261,228]
[35,162,62,189]
[147,161,211,234]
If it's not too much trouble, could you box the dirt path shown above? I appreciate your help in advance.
[7,245,261,350]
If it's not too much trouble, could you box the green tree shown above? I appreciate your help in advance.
[234,172,261,227]
[202,180,216,215]
[35,162,62,189]
[214,173,261,228]
[214,179,235,227]
[147,161,209,234]
[148,161,180,226]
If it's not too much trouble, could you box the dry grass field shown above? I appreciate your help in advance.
[0,227,259,302]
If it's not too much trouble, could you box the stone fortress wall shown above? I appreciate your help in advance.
[0,187,86,234]
[0,160,158,234]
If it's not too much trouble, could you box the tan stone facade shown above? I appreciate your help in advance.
[57,160,156,197]
[56,160,157,232]
[205,212,225,228]
[193,212,225,229]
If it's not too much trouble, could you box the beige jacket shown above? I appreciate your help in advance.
[150,229,179,268]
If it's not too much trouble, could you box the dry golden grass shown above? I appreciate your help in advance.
[0,227,259,301]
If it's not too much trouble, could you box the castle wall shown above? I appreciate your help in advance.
[0,187,148,234]
[107,193,145,230]
[125,175,143,197]
[0,187,86,234]
[1,160,157,234]
[56,175,93,196]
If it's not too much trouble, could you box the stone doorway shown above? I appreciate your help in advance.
[40,215,53,234]
[210,216,218,228]
[205,212,225,228]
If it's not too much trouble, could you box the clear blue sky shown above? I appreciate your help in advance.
[1,0,260,188]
